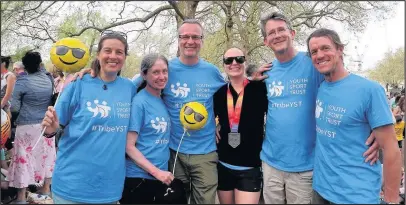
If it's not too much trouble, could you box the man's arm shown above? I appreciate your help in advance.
[374,124,401,203]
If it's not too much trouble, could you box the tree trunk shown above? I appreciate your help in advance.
[224,2,233,49]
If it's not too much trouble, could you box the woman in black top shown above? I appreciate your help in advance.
[213,47,268,204]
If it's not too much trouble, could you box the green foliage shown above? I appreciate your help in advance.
[368,48,404,86]
[121,52,143,79]
[10,46,35,62]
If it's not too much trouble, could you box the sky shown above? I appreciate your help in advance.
[350,2,404,71]
[296,1,405,72]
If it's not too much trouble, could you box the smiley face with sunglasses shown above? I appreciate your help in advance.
[50,38,90,73]
[179,102,208,130]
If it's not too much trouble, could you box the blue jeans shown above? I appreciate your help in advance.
[52,192,117,204]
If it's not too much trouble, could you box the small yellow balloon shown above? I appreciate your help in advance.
[50,38,90,73]
[179,102,208,130]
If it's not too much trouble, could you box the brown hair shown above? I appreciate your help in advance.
[91,32,129,77]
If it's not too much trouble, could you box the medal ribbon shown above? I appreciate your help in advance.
[227,79,249,132]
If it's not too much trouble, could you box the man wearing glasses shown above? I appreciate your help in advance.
[164,19,225,204]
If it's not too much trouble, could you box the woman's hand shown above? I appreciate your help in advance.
[41,106,60,134]
[153,170,175,185]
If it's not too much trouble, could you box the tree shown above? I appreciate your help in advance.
[368,48,404,90]
[1,1,397,71]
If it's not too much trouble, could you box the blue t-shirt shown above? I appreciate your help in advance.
[260,52,324,172]
[163,57,225,154]
[52,75,135,203]
[126,89,171,180]
[313,74,393,204]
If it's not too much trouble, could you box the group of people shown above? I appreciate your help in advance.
[1,52,57,204]
[1,11,403,204]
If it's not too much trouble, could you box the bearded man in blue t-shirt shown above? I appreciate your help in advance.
[307,28,401,204]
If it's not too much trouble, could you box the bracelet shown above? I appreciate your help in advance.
[43,126,63,138]
[43,131,57,138]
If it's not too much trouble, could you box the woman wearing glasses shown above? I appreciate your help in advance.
[120,53,174,204]
[213,47,268,204]
[41,31,135,204]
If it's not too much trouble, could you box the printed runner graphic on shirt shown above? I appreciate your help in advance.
[315,99,323,119]
[268,81,284,97]
[87,99,111,118]
[315,99,347,139]
[170,82,190,98]
[151,117,168,133]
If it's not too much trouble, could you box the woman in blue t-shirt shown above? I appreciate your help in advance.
[41,31,135,204]
[120,53,174,204]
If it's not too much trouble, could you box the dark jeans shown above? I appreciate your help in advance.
[120,177,166,204]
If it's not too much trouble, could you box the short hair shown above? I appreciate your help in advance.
[178,18,204,37]
[22,51,42,74]
[260,12,292,38]
[306,28,345,57]
[1,56,12,69]
[13,61,24,69]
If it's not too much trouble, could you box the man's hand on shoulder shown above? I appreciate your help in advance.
[251,62,272,81]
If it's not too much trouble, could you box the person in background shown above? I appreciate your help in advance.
[1,56,17,115]
[41,30,135,204]
[8,51,55,204]
[393,96,404,118]
[214,47,267,204]
[53,70,65,94]
[13,62,27,76]
[390,93,400,109]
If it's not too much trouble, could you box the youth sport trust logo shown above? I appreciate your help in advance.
[268,81,284,97]
[151,117,168,133]
[87,99,111,118]
[315,99,323,119]
[171,82,190,98]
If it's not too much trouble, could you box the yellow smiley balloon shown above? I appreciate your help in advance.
[50,38,90,73]
[179,102,208,130]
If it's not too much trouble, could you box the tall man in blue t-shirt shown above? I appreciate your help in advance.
[307,28,401,204]
[258,12,380,204]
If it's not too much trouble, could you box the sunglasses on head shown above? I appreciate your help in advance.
[101,30,127,39]
[223,56,245,65]
[56,46,86,59]
[184,106,205,122]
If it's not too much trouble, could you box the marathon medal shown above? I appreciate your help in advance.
[226,79,249,149]
[228,126,240,148]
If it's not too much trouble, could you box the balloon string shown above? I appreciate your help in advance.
[172,128,187,176]
[32,91,62,151]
